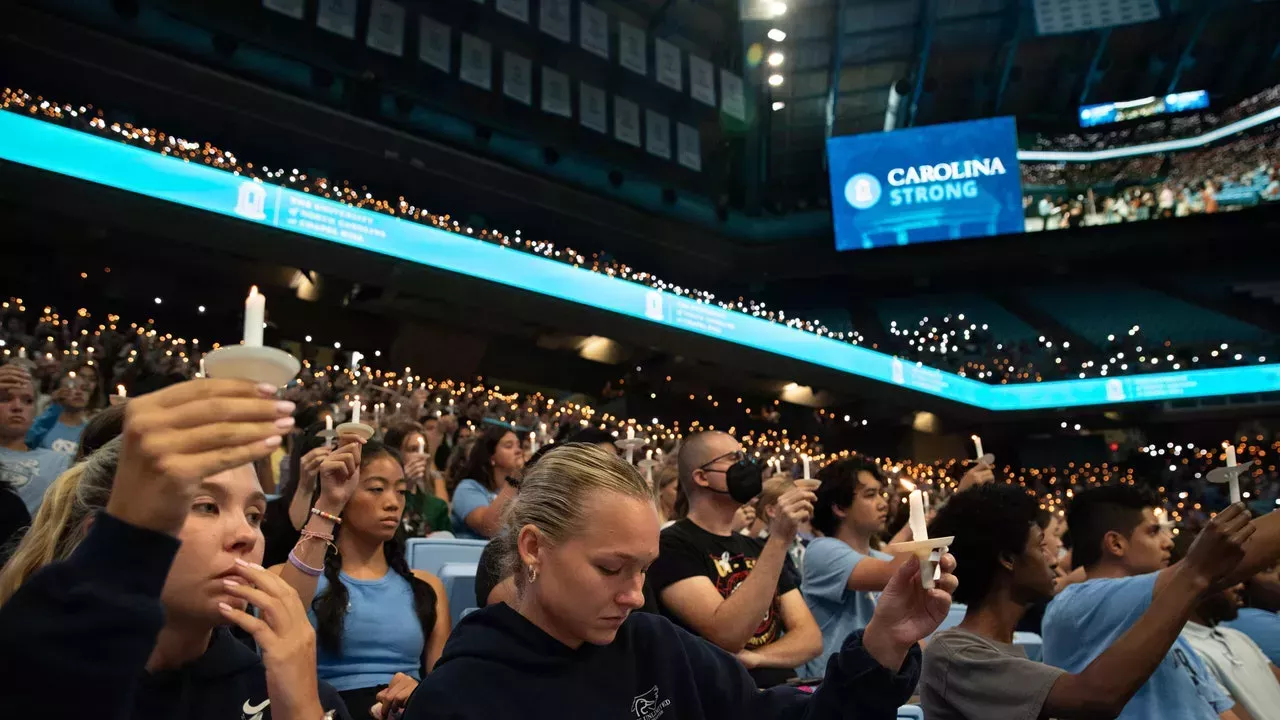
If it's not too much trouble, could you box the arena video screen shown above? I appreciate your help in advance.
[3,109,1280,410]
[1079,91,1209,128]
[827,117,1026,251]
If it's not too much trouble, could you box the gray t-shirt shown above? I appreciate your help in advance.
[921,628,1064,720]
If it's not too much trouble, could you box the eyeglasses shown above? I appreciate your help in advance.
[699,449,746,472]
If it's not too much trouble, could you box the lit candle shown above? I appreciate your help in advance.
[971,434,985,460]
[17,347,26,360]
[529,432,539,455]
[116,384,126,398]
[627,426,636,441]
[909,490,929,541]
[199,355,206,377]
[417,436,426,454]
[243,286,265,347]
[802,454,811,480]
[351,401,360,425]
[1225,442,1241,504]
[325,415,333,432]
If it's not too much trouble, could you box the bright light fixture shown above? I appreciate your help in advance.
[772,101,786,111]
[768,52,785,67]
[770,2,787,17]
[768,74,784,86]
[767,28,787,41]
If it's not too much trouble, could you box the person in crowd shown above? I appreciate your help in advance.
[1172,533,1280,720]
[0,378,350,719]
[742,476,792,540]
[1043,483,1280,720]
[74,403,126,461]
[1224,565,1280,665]
[562,427,621,454]
[647,430,822,688]
[450,425,523,540]
[0,363,71,514]
[432,412,458,472]
[262,421,332,568]
[922,484,1254,720]
[801,458,914,677]
[0,474,29,563]
[269,437,451,720]
[655,464,679,524]
[384,421,449,534]
[406,442,959,719]
[29,370,92,458]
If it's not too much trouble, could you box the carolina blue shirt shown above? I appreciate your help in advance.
[0,447,71,514]
[38,419,88,460]
[308,570,424,691]
[1225,608,1280,666]
[1043,572,1233,720]
[451,478,497,540]
[800,537,892,677]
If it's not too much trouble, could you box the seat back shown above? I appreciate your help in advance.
[406,537,488,576]
[897,705,924,719]
[1013,631,1043,662]
[438,561,478,626]
[928,602,967,638]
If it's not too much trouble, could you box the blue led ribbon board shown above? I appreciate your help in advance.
[3,110,1279,410]
[827,117,1026,250]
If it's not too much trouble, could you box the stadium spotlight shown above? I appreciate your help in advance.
[770,2,787,16]
[768,52,785,67]
[767,28,787,41]
[768,74,784,86]
[772,101,786,111]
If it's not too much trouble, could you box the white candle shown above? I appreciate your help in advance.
[909,490,929,541]
[922,489,931,514]
[351,401,360,425]
[971,434,985,460]
[116,384,126,398]
[627,426,636,441]
[802,454,811,480]
[17,347,26,360]
[529,432,539,455]
[1225,443,1241,504]
[417,436,425,454]
[199,356,206,377]
[325,415,333,432]
[243,286,265,347]
[646,463,655,487]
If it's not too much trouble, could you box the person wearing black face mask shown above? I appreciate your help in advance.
[647,431,822,688]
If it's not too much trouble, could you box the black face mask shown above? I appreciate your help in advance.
[707,458,763,504]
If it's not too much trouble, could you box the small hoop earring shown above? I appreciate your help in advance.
[527,565,538,584]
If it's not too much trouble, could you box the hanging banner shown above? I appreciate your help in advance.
[542,67,572,117]
[504,51,533,105]
[646,110,671,159]
[540,0,572,42]
[688,55,716,107]
[619,22,647,76]
[496,0,530,23]
[460,34,493,90]
[720,69,745,121]
[263,0,305,20]
[366,0,406,56]
[654,38,682,92]
[580,3,609,59]
[677,122,702,171]
[581,82,608,133]
[316,0,358,38]
[418,15,451,73]
[615,97,641,147]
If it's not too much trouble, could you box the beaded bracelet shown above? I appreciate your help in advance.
[310,507,342,525]
[288,548,324,577]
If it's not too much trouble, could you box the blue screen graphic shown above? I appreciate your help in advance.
[1079,90,1210,128]
[3,110,1279,410]
[827,117,1026,251]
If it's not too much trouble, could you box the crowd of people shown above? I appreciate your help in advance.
[6,87,1276,393]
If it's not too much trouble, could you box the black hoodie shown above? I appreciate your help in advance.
[406,602,919,720]
[0,511,350,720]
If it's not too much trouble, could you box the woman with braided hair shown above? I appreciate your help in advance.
[270,438,450,720]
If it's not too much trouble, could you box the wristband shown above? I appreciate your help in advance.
[288,548,324,577]
[310,507,342,525]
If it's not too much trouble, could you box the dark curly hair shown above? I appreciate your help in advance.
[1066,484,1159,571]
[929,483,1040,608]
[812,457,885,538]
[311,440,438,656]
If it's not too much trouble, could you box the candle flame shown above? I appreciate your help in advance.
[900,478,917,492]
[249,285,260,297]
[117,384,126,396]
[971,434,981,443]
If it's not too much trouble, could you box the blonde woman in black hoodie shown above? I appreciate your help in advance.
[0,378,349,720]
[408,443,958,720]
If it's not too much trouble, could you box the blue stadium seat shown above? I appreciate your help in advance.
[928,602,967,638]
[1021,284,1265,344]
[438,561,478,626]
[1013,631,1043,662]
[897,705,924,719]
[406,537,488,576]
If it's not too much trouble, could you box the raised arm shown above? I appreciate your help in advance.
[459,480,517,539]
[1046,504,1254,719]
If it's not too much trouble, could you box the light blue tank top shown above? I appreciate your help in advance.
[308,570,424,691]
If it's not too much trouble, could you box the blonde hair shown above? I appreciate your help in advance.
[498,443,654,590]
[755,476,795,517]
[0,438,121,606]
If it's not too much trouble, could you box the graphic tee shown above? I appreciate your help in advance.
[648,518,800,688]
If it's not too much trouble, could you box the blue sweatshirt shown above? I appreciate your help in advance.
[407,601,919,720]
[0,512,350,720]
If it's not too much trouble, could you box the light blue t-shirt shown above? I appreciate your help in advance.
[451,478,498,541]
[1043,573,1233,720]
[0,447,71,514]
[799,537,892,677]
[39,419,87,459]
[308,570,424,691]
[1225,607,1280,666]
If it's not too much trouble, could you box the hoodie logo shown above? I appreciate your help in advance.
[242,698,271,720]
[630,685,669,720]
